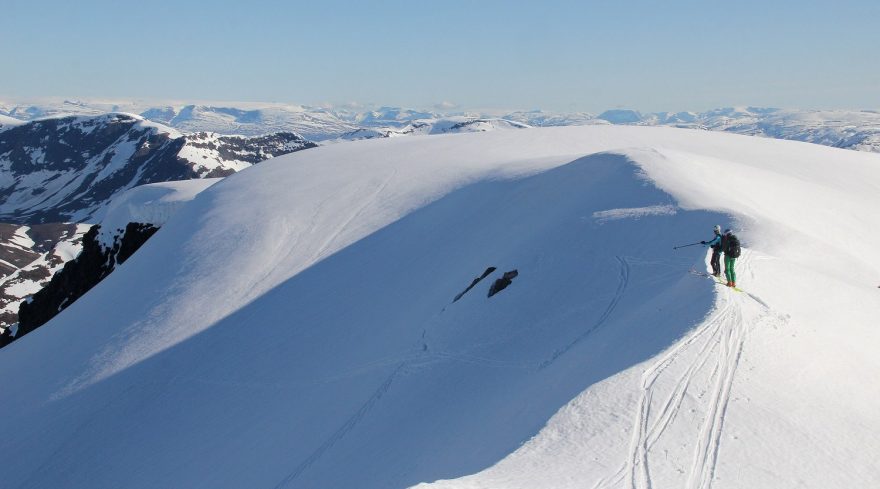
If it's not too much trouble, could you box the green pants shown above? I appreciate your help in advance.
[724,255,737,284]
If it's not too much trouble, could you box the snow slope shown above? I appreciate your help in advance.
[0,126,878,488]
[96,178,221,249]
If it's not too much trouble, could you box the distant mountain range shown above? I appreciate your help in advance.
[339,117,531,140]
[2,99,879,152]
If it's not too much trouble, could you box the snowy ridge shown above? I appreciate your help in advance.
[0,126,878,488]
[0,114,24,131]
[96,179,220,250]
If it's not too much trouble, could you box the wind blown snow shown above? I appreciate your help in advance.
[592,204,677,223]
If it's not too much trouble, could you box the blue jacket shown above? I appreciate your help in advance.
[705,234,721,250]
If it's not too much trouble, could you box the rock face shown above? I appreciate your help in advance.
[0,222,89,341]
[454,267,497,302]
[488,270,519,297]
[181,132,315,170]
[0,113,315,223]
[13,222,157,345]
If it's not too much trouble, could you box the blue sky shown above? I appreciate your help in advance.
[2,0,878,112]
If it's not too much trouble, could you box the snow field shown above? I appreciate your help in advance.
[0,125,878,488]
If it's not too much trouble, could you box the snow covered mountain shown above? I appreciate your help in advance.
[350,106,442,127]
[0,126,877,488]
[338,117,530,140]
[0,113,314,223]
[0,222,90,343]
[0,99,360,141]
[598,107,880,153]
[501,109,602,127]
[141,104,359,142]
[6,99,880,153]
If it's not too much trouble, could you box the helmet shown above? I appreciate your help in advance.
[713,225,721,233]
[724,228,733,235]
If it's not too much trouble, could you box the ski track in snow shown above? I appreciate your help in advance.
[273,362,407,489]
[539,256,630,369]
[592,250,781,489]
[312,168,398,264]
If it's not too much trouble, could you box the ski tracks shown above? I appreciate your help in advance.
[596,251,770,489]
[312,168,398,264]
[273,362,406,489]
[539,256,630,369]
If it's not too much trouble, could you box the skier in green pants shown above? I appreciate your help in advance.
[720,229,741,287]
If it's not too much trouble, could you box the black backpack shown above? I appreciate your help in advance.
[727,234,741,258]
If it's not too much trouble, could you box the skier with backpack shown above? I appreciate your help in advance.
[700,225,723,277]
[721,229,741,287]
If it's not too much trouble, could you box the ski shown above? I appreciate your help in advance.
[715,281,743,293]
[690,269,742,291]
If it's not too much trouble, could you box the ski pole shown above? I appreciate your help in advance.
[672,242,703,250]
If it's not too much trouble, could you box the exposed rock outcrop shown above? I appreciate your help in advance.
[13,222,157,344]
[488,270,519,298]
[0,222,89,334]
[454,267,497,302]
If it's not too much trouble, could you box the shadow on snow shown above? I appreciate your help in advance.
[8,153,728,489]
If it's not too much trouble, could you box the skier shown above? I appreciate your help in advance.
[721,228,741,287]
[700,225,723,277]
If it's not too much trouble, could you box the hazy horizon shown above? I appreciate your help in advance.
[2,95,879,117]
[3,1,878,113]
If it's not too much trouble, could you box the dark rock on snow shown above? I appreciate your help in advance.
[454,267,497,302]
[488,270,519,298]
